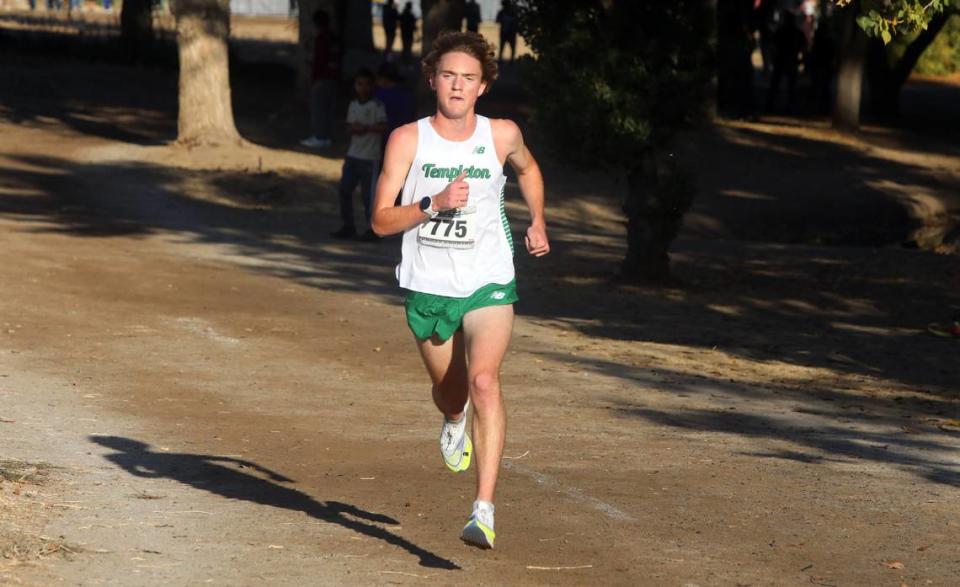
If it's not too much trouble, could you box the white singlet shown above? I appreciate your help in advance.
[397,116,514,297]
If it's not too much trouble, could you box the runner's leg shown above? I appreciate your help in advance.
[462,304,514,503]
[416,332,468,419]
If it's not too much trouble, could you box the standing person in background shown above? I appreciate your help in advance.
[332,69,388,241]
[464,0,481,33]
[375,62,416,206]
[399,2,417,63]
[495,1,517,64]
[301,9,340,149]
[766,9,804,112]
[382,0,400,57]
[376,62,416,149]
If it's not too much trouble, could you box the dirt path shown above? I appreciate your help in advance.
[2,62,960,585]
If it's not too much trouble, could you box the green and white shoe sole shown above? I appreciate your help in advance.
[460,518,495,549]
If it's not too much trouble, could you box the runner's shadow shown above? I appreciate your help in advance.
[89,435,459,570]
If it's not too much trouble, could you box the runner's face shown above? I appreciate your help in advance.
[431,51,486,118]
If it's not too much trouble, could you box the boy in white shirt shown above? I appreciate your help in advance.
[332,69,388,241]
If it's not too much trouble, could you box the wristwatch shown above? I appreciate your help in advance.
[419,196,439,219]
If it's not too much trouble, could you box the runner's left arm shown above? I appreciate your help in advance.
[498,120,550,257]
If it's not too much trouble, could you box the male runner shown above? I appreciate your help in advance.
[371,31,549,549]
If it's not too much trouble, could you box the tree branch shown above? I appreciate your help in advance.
[892,9,953,89]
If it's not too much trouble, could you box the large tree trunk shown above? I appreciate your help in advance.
[342,0,373,52]
[621,153,694,283]
[867,9,952,119]
[336,0,373,75]
[833,2,868,132]
[120,0,154,63]
[171,0,241,146]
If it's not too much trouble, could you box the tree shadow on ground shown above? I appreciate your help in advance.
[686,123,960,246]
[524,238,959,397]
[0,51,178,145]
[0,153,401,297]
[533,351,960,487]
[616,404,960,488]
[0,37,304,149]
[88,435,459,570]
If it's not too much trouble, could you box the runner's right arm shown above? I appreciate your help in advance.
[371,123,469,237]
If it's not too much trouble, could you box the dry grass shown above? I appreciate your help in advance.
[0,460,75,570]
[0,460,54,485]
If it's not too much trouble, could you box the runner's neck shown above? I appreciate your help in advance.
[429,112,478,143]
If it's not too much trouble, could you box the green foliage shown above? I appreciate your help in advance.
[882,10,959,76]
[911,13,960,74]
[840,0,958,43]
[515,1,713,168]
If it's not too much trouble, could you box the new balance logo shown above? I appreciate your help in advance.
[472,146,485,154]
[490,291,506,300]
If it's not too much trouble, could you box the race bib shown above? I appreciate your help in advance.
[418,205,476,249]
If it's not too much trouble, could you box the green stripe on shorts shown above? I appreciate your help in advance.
[405,280,518,342]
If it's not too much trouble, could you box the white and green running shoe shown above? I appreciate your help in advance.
[461,500,495,549]
[440,401,472,473]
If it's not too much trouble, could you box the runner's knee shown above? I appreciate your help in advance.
[468,371,500,405]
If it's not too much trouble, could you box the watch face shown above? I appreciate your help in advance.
[420,197,430,211]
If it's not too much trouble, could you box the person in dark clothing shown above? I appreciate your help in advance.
[717,0,757,118]
[301,9,340,149]
[382,0,400,56]
[495,1,517,63]
[766,13,805,112]
[375,62,416,144]
[464,0,481,33]
[375,62,416,205]
[399,2,417,63]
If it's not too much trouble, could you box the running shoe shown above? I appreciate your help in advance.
[440,402,471,473]
[461,500,495,549]
[300,136,332,148]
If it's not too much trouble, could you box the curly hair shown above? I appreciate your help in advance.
[422,31,499,85]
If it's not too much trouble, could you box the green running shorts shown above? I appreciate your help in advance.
[405,281,518,342]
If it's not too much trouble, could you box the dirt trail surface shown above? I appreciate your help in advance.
[2,57,960,586]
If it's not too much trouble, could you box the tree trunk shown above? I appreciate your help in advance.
[621,154,694,283]
[422,0,464,57]
[833,2,867,132]
[866,38,898,119]
[120,0,154,63]
[171,0,242,146]
[342,0,373,52]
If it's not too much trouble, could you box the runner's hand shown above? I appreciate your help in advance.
[525,223,550,257]
[433,171,470,210]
